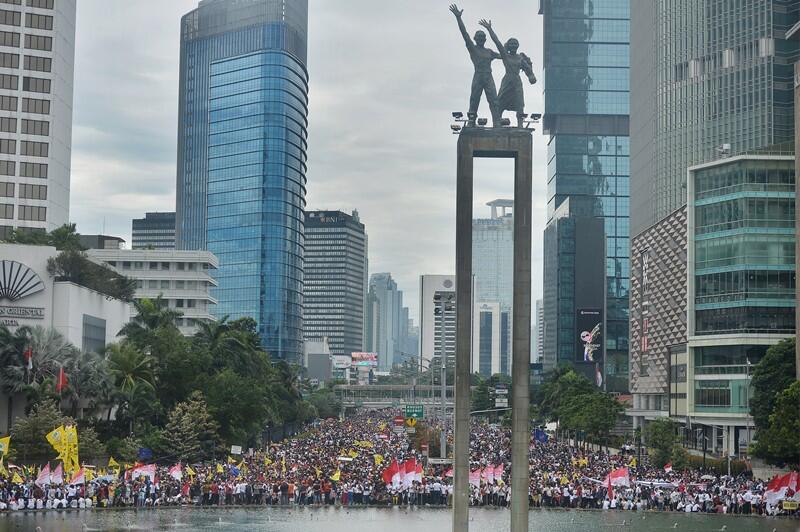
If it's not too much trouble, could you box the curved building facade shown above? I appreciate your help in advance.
[176,0,308,361]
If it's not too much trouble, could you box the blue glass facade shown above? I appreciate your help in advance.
[540,0,630,392]
[176,0,308,361]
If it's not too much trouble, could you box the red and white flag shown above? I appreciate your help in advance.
[469,469,481,487]
[23,347,32,370]
[445,468,454,478]
[483,466,494,484]
[168,463,182,481]
[494,463,504,480]
[130,463,156,481]
[35,463,50,487]
[414,463,423,483]
[403,459,416,488]
[55,366,68,394]
[381,460,400,487]
[51,462,63,485]
[69,467,85,485]
[604,467,630,488]
[663,463,673,473]
[765,471,799,506]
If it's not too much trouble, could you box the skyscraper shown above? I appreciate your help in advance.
[534,298,544,363]
[132,212,176,250]
[628,0,799,451]
[303,210,368,357]
[0,0,76,239]
[473,199,513,374]
[365,272,409,371]
[539,0,630,391]
[175,0,308,361]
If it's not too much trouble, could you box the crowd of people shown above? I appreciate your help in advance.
[0,409,796,518]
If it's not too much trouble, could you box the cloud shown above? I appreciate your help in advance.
[71,0,548,322]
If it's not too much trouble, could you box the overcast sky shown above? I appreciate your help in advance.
[71,0,547,321]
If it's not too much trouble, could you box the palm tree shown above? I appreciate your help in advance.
[63,349,110,419]
[118,296,182,346]
[106,342,156,434]
[0,325,31,430]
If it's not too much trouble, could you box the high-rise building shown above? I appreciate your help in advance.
[365,272,409,371]
[303,210,368,357]
[132,212,176,250]
[0,0,76,239]
[630,0,799,236]
[539,0,630,391]
[473,199,513,374]
[534,298,544,363]
[628,1,799,452]
[175,0,308,361]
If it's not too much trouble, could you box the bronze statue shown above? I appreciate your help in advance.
[478,19,536,128]
[449,4,500,127]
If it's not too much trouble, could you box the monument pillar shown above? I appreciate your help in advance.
[454,127,532,532]
[796,61,800,380]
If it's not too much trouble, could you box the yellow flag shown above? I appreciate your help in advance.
[227,456,236,464]
[329,469,340,482]
[0,458,7,478]
[85,468,94,481]
[348,449,358,459]
[281,457,286,474]
[0,436,10,456]
[64,425,79,473]
[560,475,569,486]
[186,465,196,477]
[315,467,321,479]
[578,458,588,467]
[11,472,22,484]
[216,463,224,474]
[629,457,637,468]
[46,425,65,455]
[378,423,387,431]
[264,457,272,467]
[374,454,384,466]
[108,456,119,469]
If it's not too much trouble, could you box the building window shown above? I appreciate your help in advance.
[160,280,169,289]
[23,54,49,72]
[0,73,17,89]
[21,97,49,114]
[22,76,49,93]
[0,160,13,176]
[149,262,158,270]
[0,31,19,47]
[148,280,158,289]
[24,12,51,30]
[0,117,15,132]
[695,381,731,407]
[18,204,44,220]
[0,181,12,196]
[0,9,21,27]
[82,315,106,354]
[19,140,47,156]
[0,203,11,218]
[0,95,16,111]
[23,34,51,51]
[0,224,11,239]
[0,138,15,154]
[26,0,54,8]
[21,118,47,135]
[0,1,21,6]
[0,51,17,67]
[19,161,46,177]
[18,182,45,199]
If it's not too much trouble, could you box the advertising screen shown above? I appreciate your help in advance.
[351,352,378,367]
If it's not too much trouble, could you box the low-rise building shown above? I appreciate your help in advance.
[86,248,218,336]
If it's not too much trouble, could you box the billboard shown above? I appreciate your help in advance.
[331,355,352,370]
[351,352,378,367]
[576,308,603,387]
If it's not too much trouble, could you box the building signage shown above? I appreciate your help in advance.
[405,404,424,418]
[351,352,378,367]
[0,260,45,302]
[331,355,352,369]
[495,397,509,408]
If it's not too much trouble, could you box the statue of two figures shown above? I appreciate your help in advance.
[449,4,536,128]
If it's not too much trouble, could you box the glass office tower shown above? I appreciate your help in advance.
[175,0,308,361]
[539,0,630,391]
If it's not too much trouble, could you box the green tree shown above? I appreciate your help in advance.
[9,400,106,462]
[4,223,82,250]
[752,381,800,466]
[643,418,677,467]
[47,250,135,302]
[106,342,158,435]
[118,297,182,347]
[750,338,796,431]
[163,391,221,462]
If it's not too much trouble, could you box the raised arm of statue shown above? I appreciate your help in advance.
[479,19,506,60]
[450,4,473,50]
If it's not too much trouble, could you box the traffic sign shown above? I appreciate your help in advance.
[406,417,417,427]
[405,404,424,418]
[406,426,416,434]
[494,384,508,395]
[495,397,509,408]
[393,415,405,426]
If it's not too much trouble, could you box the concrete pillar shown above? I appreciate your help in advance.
[455,128,533,532]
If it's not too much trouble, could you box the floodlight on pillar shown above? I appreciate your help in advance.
[477,118,488,126]
[500,118,511,127]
